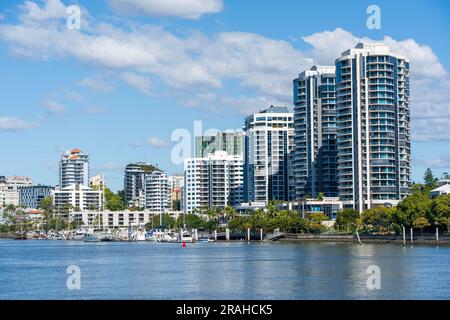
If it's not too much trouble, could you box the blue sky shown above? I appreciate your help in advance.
[1,0,450,191]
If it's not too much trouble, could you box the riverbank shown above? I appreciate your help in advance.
[281,233,450,245]
[0,232,14,239]
[2,232,450,245]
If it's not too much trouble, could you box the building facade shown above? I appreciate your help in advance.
[293,66,338,199]
[124,163,150,208]
[243,105,295,204]
[282,197,343,220]
[19,185,53,209]
[52,184,103,212]
[59,149,89,188]
[169,174,184,210]
[195,131,244,158]
[184,151,244,213]
[144,171,171,213]
[0,184,20,207]
[0,176,32,207]
[69,210,181,229]
[89,175,106,190]
[5,176,32,187]
[335,43,411,211]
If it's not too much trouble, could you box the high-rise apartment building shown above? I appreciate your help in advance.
[184,151,244,213]
[293,66,338,199]
[144,171,171,213]
[124,164,145,207]
[59,149,89,188]
[124,163,163,208]
[195,131,244,158]
[243,105,295,204]
[335,43,411,211]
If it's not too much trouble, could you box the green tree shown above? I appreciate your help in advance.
[172,199,181,211]
[176,214,205,229]
[335,209,360,232]
[309,212,328,223]
[104,188,126,211]
[361,207,397,232]
[396,191,431,228]
[430,194,450,228]
[424,168,438,190]
[413,217,430,234]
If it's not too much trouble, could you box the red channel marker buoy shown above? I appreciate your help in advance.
[182,242,187,248]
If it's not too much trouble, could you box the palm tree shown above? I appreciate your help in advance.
[224,206,236,220]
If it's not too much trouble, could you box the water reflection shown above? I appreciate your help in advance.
[0,240,448,300]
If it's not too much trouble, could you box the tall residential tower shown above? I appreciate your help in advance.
[243,106,295,204]
[59,149,89,188]
[335,43,411,211]
[184,151,243,213]
[293,66,338,199]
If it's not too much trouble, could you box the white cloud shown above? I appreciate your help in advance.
[303,28,450,142]
[78,76,113,92]
[302,28,364,65]
[0,117,38,132]
[107,0,223,19]
[44,99,66,113]
[148,137,168,148]
[121,72,153,96]
[302,28,446,80]
[19,0,66,22]
[0,2,449,142]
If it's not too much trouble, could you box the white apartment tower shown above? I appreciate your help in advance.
[293,66,338,199]
[59,149,89,188]
[335,43,411,211]
[243,106,295,204]
[144,171,171,213]
[184,151,244,213]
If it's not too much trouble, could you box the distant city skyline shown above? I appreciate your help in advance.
[1,0,450,192]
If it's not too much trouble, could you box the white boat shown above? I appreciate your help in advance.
[180,230,195,243]
[98,232,114,242]
[197,236,210,242]
[69,230,85,241]
[136,230,146,241]
[145,230,157,241]
[156,230,178,243]
[83,233,100,242]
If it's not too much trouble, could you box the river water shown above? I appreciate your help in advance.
[0,239,448,300]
